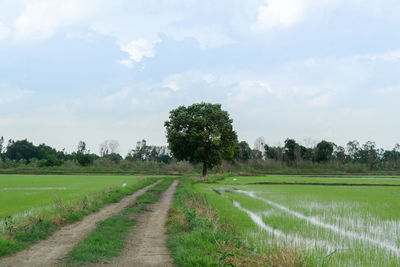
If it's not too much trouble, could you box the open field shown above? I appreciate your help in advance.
[194,175,400,266]
[2,174,400,266]
[0,174,176,219]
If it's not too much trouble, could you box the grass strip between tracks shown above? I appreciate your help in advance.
[66,179,175,265]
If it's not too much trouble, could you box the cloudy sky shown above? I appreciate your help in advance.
[1,0,399,155]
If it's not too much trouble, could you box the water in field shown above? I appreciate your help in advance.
[207,180,400,266]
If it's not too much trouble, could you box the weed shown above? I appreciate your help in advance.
[136,193,158,204]
[4,215,15,235]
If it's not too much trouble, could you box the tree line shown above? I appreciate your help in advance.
[1,136,399,171]
[0,137,172,167]
[233,138,400,170]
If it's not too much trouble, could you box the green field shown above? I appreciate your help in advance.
[195,175,400,266]
[218,174,400,185]
[0,174,171,219]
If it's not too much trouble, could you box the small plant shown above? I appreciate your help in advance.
[4,215,15,235]
[81,195,89,210]
[183,206,196,229]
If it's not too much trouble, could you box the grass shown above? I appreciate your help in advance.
[193,175,400,266]
[66,178,175,265]
[67,215,136,265]
[0,177,167,258]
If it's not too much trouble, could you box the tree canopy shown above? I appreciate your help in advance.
[164,103,237,176]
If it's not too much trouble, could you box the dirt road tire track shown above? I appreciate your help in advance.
[102,179,179,267]
[0,180,162,267]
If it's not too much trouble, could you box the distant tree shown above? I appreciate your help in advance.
[77,141,87,154]
[300,145,314,161]
[264,144,284,161]
[100,140,119,156]
[333,145,346,164]
[315,140,334,162]
[284,138,299,163]
[383,144,400,169]
[254,137,265,151]
[346,140,360,162]
[0,136,3,160]
[234,141,252,161]
[251,149,263,160]
[126,140,149,161]
[0,136,3,154]
[75,141,94,166]
[165,103,237,176]
[359,141,379,169]
[5,139,37,162]
[395,144,400,153]
[126,140,172,164]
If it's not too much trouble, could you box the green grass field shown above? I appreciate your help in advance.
[0,174,174,219]
[195,175,400,266]
[218,174,400,185]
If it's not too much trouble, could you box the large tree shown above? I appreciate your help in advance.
[165,103,237,176]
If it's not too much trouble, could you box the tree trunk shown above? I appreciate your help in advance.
[202,162,207,177]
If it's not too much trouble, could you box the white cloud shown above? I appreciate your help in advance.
[253,0,307,30]
[166,25,236,49]
[0,23,11,40]
[162,80,181,92]
[119,39,161,65]
[0,84,33,104]
[292,86,320,96]
[228,80,281,106]
[202,74,216,84]
[355,50,400,62]
[252,0,341,31]
[102,88,130,104]
[13,0,99,40]
[308,92,333,108]
[118,59,133,69]
[162,73,188,92]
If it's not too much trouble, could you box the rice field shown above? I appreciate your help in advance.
[0,174,169,219]
[195,175,400,266]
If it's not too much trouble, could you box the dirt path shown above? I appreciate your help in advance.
[0,180,162,267]
[102,179,178,267]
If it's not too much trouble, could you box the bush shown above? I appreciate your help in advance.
[38,155,64,167]
[75,152,94,166]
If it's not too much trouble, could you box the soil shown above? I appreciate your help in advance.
[101,179,178,267]
[0,180,162,267]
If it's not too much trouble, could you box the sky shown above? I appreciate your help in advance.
[0,0,400,155]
